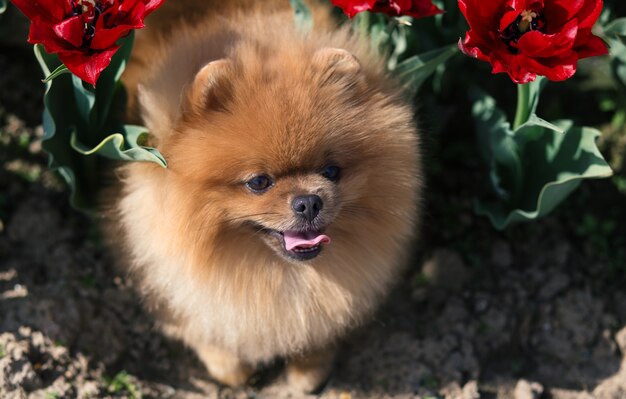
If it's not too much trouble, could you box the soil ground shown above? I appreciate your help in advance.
[2,34,626,399]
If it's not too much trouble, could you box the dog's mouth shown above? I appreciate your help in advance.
[264,228,331,261]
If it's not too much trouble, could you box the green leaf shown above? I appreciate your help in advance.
[603,17,626,37]
[0,0,6,14]
[289,0,312,33]
[387,20,409,70]
[34,35,167,212]
[476,121,613,230]
[607,36,626,92]
[72,74,96,124]
[94,32,134,128]
[368,15,392,54]
[34,44,100,209]
[471,89,522,202]
[526,76,547,116]
[393,44,458,95]
[70,125,167,167]
[42,64,70,83]
[513,77,547,129]
[350,13,412,69]
[473,85,612,230]
[515,114,564,146]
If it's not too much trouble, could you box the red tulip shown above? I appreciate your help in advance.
[458,0,608,84]
[332,0,443,19]
[11,0,164,85]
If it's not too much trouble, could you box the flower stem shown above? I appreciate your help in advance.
[357,11,370,39]
[513,83,531,130]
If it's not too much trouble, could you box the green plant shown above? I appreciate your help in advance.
[4,0,623,231]
[328,1,616,230]
[44,391,60,399]
[34,34,166,211]
[472,79,613,229]
[106,371,142,399]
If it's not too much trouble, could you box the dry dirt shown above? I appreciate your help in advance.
[1,45,626,399]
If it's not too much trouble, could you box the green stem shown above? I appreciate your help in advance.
[513,83,531,130]
[357,11,370,39]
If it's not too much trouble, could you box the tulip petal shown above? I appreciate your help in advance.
[472,0,508,29]
[458,34,490,62]
[523,52,577,80]
[58,46,120,86]
[506,0,544,13]
[517,19,577,58]
[574,0,603,30]
[543,0,585,28]
[10,0,67,21]
[331,0,376,17]
[376,0,443,18]
[491,53,537,84]
[575,34,609,58]
[53,16,85,48]
[331,0,441,18]
[13,0,164,85]
[458,0,605,83]
[144,0,167,14]
[499,10,521,33]
[91,25,136,49]
[460,0,503,41]
[28,16,72,52]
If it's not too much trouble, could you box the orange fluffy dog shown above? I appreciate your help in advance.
[113,0,421,392]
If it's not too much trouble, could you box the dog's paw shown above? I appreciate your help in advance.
[287,364,332,393]
[208,360,255,387]
[197,345,255,387]
[286,348,335,393]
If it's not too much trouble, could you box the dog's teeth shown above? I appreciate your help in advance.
[293,245,320,253]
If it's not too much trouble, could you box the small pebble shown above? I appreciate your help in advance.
[514,379,544,399]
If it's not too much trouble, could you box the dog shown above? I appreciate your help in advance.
[111,0,422,392]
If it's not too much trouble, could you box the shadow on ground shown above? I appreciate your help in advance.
[1,169,625,399]
[1,39,626,399]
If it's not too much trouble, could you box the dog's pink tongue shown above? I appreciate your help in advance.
[283,230,331,251]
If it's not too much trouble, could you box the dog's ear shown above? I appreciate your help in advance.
[186,59,233,113]
[312,48,362,84]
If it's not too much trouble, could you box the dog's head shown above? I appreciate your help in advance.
[157,45,420,264]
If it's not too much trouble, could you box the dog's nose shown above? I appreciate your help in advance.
[292,195,323,222]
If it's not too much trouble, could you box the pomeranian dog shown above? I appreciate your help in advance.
[112,0,422,392]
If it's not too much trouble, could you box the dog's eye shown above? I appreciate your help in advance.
[245,175,273,193]
[321,165,341,182]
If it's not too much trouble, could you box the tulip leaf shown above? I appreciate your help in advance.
[476,121,613,230]
[603,18,626,37]
[94,32,134,128]
[70,125,167,167]
[369,16,392,55]
[513,77,547,129]
[352,12,413,69]
[353,12,390,55]
[35,44,100,209]
[472,89,522,202]
[33,34,166,212]
[42,64,70,83]
[72,74,96,125]
[607,36,626,92]
[0,0,6,14]
[515,114,564,145]
[290,0,312,33]
[394,44,458,96]
[527,76,547,116]
[472,86,612,230]
[387,18,411,70]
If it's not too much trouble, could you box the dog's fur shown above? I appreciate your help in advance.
[112,0,422,391]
